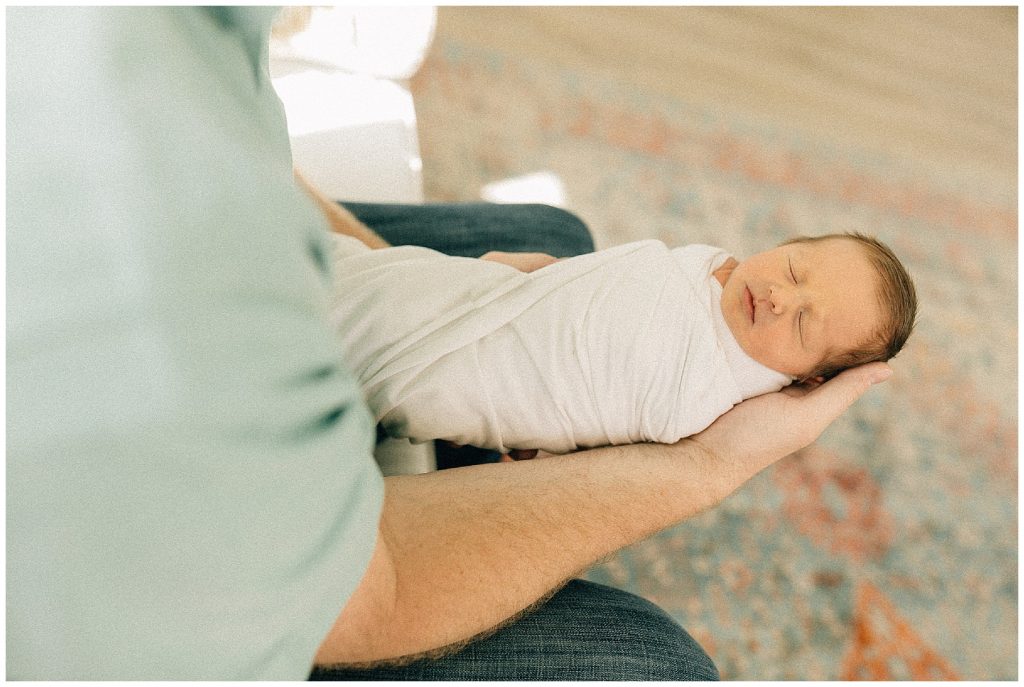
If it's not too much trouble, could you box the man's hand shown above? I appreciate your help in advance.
[505,363,892,468]
[480,250,560,273]
[685,361,893,500]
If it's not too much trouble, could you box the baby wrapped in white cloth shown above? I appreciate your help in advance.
[330,234,791,454]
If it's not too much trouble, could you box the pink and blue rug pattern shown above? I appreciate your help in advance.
[410,38,1017,680]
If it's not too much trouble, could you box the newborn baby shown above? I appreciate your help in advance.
[329,230,916,454]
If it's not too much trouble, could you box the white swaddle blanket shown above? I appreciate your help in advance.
[330,234,791,454]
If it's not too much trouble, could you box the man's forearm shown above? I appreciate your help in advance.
[315,438,740,666]
[293,169,390,249]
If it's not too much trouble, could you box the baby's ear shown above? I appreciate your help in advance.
[800,375,826,390]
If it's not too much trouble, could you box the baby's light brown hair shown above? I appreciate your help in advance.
[783,232,917,380]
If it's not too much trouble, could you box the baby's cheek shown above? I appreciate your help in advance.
[765,332,806,376]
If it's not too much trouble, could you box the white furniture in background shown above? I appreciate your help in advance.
[270,63,424,204]
[269,6,434,203]
[270,7,437,474]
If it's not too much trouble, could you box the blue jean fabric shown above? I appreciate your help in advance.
[309,580,718,681]
[339,201,596,258]
[318,201,718,680]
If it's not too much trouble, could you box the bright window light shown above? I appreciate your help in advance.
[481,172,568,207]
[272,70,417,137]
[271,6,436,80]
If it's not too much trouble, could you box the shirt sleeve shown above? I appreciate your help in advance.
[7,7,383,679]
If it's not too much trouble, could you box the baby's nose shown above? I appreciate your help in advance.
[769,285,790,314]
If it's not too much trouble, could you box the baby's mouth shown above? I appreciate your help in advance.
[744,285,755,324]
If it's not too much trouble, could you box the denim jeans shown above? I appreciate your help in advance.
[310,580,718,681]
[340,201,596,258]
[316,202,718,681]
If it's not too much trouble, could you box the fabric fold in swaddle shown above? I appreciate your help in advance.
[330,234,789,454]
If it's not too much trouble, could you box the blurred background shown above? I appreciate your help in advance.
[272,6,1017,680]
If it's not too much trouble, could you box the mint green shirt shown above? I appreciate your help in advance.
[8,7,383,679]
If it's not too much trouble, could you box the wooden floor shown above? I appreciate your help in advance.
[434,6,1016,187]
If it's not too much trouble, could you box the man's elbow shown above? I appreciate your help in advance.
[313,531,401,665]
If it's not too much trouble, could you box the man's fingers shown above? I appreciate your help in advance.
[803,362,892,427]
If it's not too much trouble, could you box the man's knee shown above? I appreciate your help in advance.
[519,204,595,257]
[560,580,719,680]
[622,597,719,680]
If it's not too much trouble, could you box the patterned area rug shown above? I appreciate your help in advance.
[409,38,1017,680]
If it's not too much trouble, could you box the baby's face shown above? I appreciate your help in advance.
[715,238,883,379]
